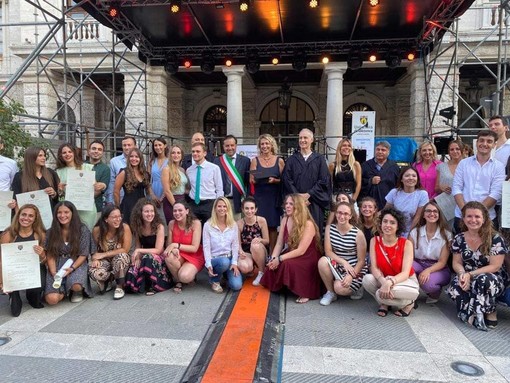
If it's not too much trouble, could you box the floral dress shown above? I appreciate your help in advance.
[447,233,508,324]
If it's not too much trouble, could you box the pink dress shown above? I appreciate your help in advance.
[414,160,442,199]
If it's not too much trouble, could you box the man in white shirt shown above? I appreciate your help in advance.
[0,138,17,192]
[182,132,215,170]
[106,136,137,204]
[489,115,510,165]
[186,142,223,225]
[452,130,505,232]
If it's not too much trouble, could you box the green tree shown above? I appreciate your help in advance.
[0,98,33,160]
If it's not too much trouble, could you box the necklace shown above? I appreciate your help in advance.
[260,155,272,166]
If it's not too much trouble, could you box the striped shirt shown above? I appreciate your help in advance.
[329,224,359,265]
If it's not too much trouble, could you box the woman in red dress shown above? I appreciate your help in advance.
[164,202,204,293]
[260,194,322,303]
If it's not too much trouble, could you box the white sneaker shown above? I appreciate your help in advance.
[252,271,264,286]
[320,291,337,306]
[350,287,364,300]
[70,290,83,303]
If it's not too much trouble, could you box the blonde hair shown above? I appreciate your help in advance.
[257,134,278,155]
[416,141,438,162]
[286,194,322,253]
[334,138,356,179]
[167,145,184,190]
[209,197,236,229]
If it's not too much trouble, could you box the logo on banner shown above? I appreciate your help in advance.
[359,115,368,127]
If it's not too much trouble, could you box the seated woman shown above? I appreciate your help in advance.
[0,204,47,316]
[408,201,451,304]
[362,207,419,317]
[89,206,132,300]
[447,201,508,331]
[318,201,367,305]
[125,198,172,295]
[260,194,322,303]
[164,202,204,293]
[236,197,270,286]
[45,201,92,305]
[203,197,242,293]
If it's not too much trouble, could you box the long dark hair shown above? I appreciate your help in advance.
[396,166,423,190]
[414,201,450,250]
[460,201,494,256]
[95,205,125,252]
[46,201,86,260]
[148,137,169,168]
[130,198,162,238]
[124,148,150,193]
[56,143,84,169]
[173,201,195,232]
[21,147,56,193]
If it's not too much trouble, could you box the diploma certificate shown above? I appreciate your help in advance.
[16,190,53,229]
[0,190,13,231]
[1,240,41,291]
[65,169,95,211]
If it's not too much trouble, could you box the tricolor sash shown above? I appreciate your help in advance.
[219,154,246,196]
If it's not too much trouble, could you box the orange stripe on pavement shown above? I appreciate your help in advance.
[201,280,271,383]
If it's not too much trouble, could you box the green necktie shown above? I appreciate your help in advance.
[194,165,201,205]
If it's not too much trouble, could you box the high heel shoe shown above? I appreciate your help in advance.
[395,301,418,317]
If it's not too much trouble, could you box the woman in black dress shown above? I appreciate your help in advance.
[328,138,362,203]
[113,147,152,224]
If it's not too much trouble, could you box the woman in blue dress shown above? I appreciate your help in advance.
[148,137,169,226]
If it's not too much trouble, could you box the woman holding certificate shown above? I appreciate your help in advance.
[12,147,60,209]
[55,143,96,230]
[0,204,47,317]
[44,201,92,305]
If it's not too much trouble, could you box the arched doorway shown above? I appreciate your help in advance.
[259,97,315,156]
[343,103,374,136]
[203,105,227,138]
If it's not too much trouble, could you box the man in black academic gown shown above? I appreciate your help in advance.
[360,140,400,210]
[282,128,331,233]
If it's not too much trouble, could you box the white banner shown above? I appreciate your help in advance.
[351,111,376,161]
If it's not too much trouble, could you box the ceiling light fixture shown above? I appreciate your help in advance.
[321,55,330,64]
[239,1,249,12]
[170,0,181,13]
[369,0,379,7]
[108,6,119,17]
[184,59,192,69]
[309,0,320,8]
[272,57,279,65]
[368,53,377,62]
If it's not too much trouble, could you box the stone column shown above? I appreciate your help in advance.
[223,65,245,139]
[123,66,147,138]
[324,63,347,153]
[146,66,169,137]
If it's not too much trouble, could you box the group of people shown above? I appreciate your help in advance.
[0,119,509,333]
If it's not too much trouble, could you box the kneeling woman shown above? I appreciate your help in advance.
[125,199,172,295]
[203,197,242,293]
[89,206,132,300]
[164,202,204,293]
[0,204,47,316]
[236,197,270,286]
[362,207,419,317]
[318,202,367,306]
[261,194,322,303]
[447,201,508,331]
[45,201,92,304]
[408,201,451,304]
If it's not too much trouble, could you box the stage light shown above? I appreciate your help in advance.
[347,50,363,70]
[201,52,216,74]
[309,0,320,8]
[170,0,181,13]
[239,1,249,12]
[369,0,379,6]
[368,53,377,62]
[321,55,330,64]
[164,53,179,75]
[385,51,401,68]
[245,50,260,74]
[225,58,233,67]
[407,52,416,61]
[272,57,279,65]
[292,50,307,72]
[108,7,119,17]
[184,59,192,68]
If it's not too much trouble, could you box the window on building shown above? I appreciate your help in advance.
[56,101,77,142]
[204,105,227,138]
[343,103,374,136]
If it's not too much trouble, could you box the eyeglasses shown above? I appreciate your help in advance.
[424,209,439,215]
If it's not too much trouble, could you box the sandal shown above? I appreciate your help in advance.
[211,282,223,294]
[145,289,155,296]
[395,301,418,317]
[113,288,125,300]
[377,305,389,317]
[173,282,183,293]
[296,297,309,304]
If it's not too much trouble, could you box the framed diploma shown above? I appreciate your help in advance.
[16,190,53,230]
[65,169,95,211]
[0,190,13,231]
[1,240,41,291]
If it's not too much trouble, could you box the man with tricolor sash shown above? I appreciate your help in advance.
[215,135,251,220]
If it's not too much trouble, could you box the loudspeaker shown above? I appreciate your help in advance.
[434,136,453,156]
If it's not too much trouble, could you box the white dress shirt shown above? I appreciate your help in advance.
[202,222,239,268]
[0,155,17,191]
[493,138,510,166]
[106,154,127,203]
[409,227,452,261]
[452,155,505,219]
[186,160,224,201]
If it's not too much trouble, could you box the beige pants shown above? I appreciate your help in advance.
[363,273,420,309]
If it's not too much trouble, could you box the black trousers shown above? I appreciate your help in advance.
[187,197,214,227]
